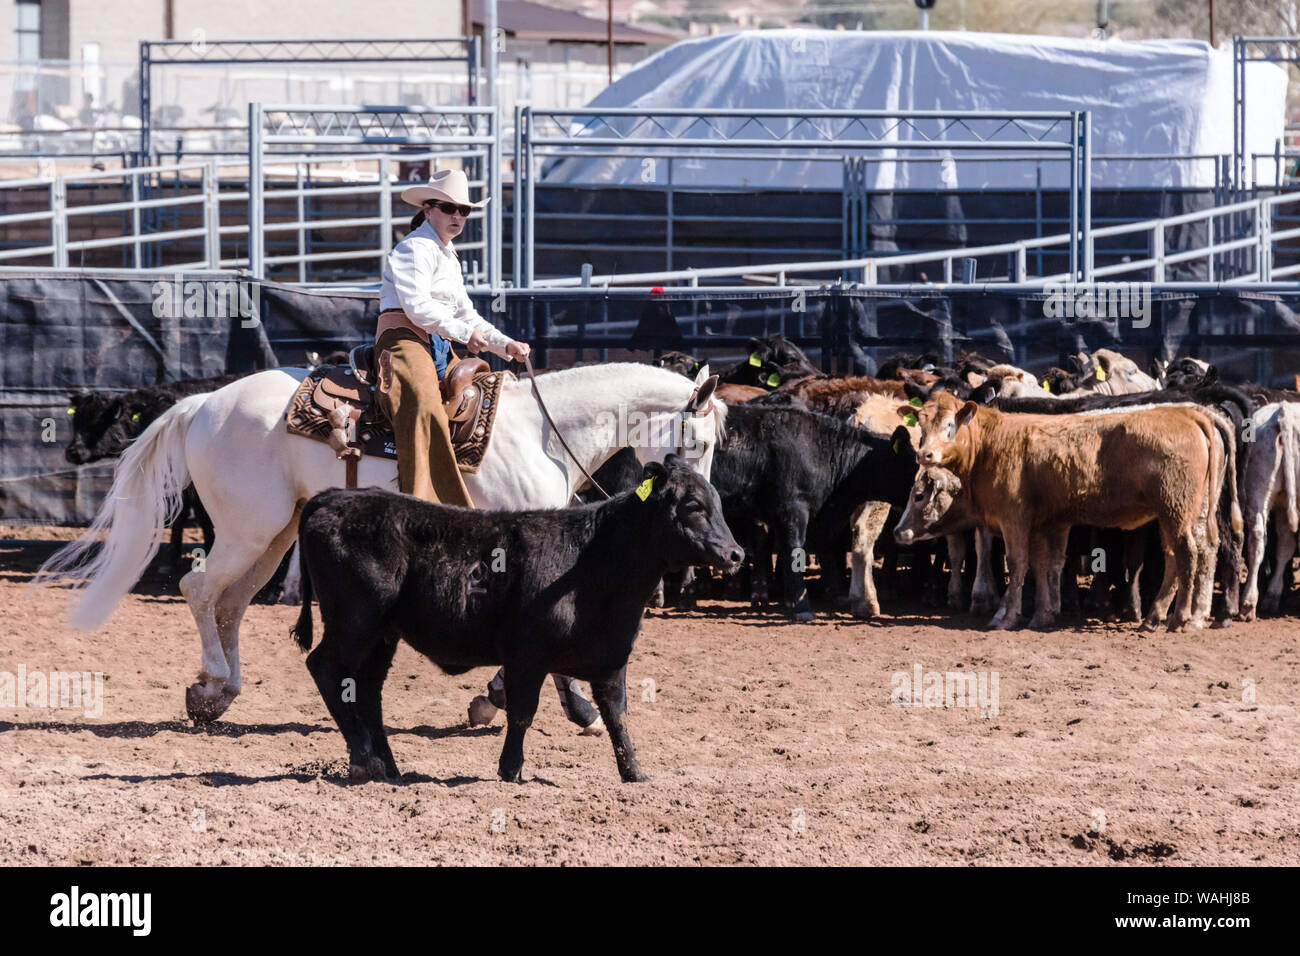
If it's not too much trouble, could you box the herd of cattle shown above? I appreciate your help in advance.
[57,335,1300,781]
[62,337,1300,634]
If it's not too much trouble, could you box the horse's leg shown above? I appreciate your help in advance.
[209,509,304,715]
[280,542,303,606]
[179,533,275,723]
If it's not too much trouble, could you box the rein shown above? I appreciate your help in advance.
[522,353,612,500]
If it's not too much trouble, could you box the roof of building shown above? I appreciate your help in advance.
[472,0,676,44]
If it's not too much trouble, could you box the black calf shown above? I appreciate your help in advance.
[292,456,742,784]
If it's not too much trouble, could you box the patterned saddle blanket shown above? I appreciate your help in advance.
[285,359,510,477]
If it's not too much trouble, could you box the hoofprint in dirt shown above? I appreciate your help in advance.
[1,551,1297,864]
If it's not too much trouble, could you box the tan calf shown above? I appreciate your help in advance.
[913,392,1222,631]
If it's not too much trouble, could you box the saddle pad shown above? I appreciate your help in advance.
[285,367,512,475]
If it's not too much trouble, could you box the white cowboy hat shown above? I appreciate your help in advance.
[400,168,489,209]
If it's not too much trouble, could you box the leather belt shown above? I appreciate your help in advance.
[376,309,432,345]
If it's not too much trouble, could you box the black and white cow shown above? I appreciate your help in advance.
[291,455,743,784]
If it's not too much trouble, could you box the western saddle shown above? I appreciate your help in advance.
[303,345,495,486]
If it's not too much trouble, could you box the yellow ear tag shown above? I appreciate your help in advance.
[131,412,141,422]
[766,372,780,387]
[748,352,762,367]
[1095,367,1107,382]
[1041,378,1051,392]
[635,477,655,501]
[902,411,918,427]
[892,437,902,455]
[908,396,923,408]
[66,407,75,416]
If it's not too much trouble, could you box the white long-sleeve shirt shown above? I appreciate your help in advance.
[379,219,513,359]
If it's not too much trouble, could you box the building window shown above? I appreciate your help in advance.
[15,0,40,61]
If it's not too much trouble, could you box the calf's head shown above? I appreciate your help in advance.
[637,455,743,573]
[894,466,967,545]
[65,392,153,464]
[912,391,979,468]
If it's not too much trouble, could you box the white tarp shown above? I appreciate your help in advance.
[542,30,1288,190]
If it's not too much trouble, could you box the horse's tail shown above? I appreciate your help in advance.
[35,392,207,630]
[290,545,314,651]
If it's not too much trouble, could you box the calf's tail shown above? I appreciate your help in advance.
[289,547,314,651]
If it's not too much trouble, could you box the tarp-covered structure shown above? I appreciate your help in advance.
[543,29,1289,190]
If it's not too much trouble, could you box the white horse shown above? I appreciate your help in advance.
[39,362,725,723]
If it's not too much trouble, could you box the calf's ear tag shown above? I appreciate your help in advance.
[892,437,902,455]
[1095,367,1107,382]
[908,396,923,408]
[748,352,762,367]
[902,411,918,427]
[1041,378,1051,392]
[766,371,780,387]
[635,477,655,501]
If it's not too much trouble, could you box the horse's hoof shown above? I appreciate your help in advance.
[1026,614,1057,630]
[851,600,877,620]
[185,683,234,725]
[579,716,605,737]
[790,609,815,623]
[467,696,499,727]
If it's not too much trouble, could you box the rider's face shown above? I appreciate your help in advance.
[424,204,465,244]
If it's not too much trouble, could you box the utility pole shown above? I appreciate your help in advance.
[607,0,614,85]
[914,0,935,30]
[485,0,497,108]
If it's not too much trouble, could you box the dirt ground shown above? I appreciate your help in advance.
[2,530,1298,866]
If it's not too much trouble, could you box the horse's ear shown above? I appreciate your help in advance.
[693,362,711,385]
[687,374,718,413]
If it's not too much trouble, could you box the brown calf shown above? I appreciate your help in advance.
[909,392,1223,631]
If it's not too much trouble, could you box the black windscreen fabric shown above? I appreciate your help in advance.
[4,273,1300,524]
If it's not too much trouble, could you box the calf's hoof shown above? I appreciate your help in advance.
[1258,598,1280,617]
[498,762,525,784]
[1026,612,1057,630]
[467,695,499,727]
[185,683,235,725]
[620,769,649,784]
[788,609,815,623]
[1237,605,1257,623]
[970,595,999,616]
[349,756,390,783]
[579,716,605,737]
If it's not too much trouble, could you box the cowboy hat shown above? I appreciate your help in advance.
[400,168,489,209]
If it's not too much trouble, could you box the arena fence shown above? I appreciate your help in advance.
[5,272,1300,525]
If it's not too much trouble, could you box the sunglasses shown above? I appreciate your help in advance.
[427,201,473,217]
